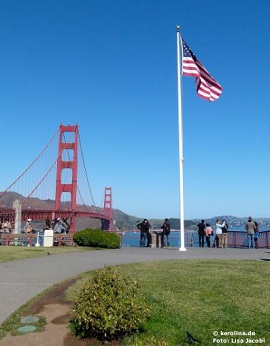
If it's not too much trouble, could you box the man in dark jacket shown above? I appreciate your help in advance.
[245,216,256,249]
[197,219,206,247]
[137,219,151,247]
[161,218,171,247]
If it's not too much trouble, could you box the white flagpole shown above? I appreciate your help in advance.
[176,26,187,251]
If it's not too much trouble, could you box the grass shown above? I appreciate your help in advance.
[66,260,270,345]
[0,285,51,339]
[0,245,94,263]
[1,249,270,345]
[0,308,46,338]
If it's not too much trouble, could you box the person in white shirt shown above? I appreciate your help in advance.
[215,219,225,248]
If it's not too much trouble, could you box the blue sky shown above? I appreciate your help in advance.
[1,0,270,220]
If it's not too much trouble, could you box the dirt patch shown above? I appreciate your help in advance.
[23,278,76,315]
[0,278,122,346]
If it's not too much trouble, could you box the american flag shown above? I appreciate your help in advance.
[181,38,222,102]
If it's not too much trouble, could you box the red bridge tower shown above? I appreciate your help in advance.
[103,187,113,231]
[55,124,78,233]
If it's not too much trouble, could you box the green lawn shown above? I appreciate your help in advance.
[0,246,92,263]
[67,260,270,345]
[1,249,269,345]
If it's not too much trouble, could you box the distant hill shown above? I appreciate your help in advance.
[3,192,268,230]
[0,192,196,230]
[112,211,195,231]
[193,216,270,228]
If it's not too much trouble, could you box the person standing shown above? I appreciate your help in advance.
[3,220,11,233]
[24,219,32,233]
[245,216,256,249]
[44,218,51,230]
[161,218,171,247]
[205,223,213,248]
[137,219,151,247]
[220,219,229,248]
[197,220,206,247]
[215,219,225,248]
[254,221,259,249]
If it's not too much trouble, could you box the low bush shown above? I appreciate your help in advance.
[73,229,120,249]
[70,266,150,341]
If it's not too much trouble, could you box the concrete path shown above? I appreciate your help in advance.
[0,246,269,324]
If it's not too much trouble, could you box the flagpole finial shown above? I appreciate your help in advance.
[176,25,180,32]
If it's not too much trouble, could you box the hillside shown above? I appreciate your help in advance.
[4,192,268,230]
[0,192,195,230]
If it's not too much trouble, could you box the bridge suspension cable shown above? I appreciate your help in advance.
[0,129,59,201]
[57,128,99,213]
[21,159,57,205]
[0,124,112,232]
[78,132,99,214]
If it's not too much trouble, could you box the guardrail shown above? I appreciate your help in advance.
[0,233,37,246]
[1,230,269,249]
[118,230,270,249]
[0,233,75,247]
[227,230,270,249]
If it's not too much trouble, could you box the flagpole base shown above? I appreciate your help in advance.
[179,246,187,251]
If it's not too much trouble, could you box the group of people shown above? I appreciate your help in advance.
[197,219,227,248]
[23,217,69,234]
[197,216,259,249]
[137,218,171,247]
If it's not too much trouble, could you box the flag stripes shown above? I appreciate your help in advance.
[181,38,222,102]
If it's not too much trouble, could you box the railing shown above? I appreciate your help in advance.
[0,233,37,246]
[227,230,270,249]
[1,229,270,249]
[0,232,75,247]
[118,230,270,249]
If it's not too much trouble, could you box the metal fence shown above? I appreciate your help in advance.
[227,230,270,249]
[0,232,74,247]
[1,229,270,249]
[118,230,270,249]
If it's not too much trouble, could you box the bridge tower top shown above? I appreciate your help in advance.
[103,187,113,231]
[55,124,78,233]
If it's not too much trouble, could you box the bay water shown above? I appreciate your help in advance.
[120,226,270,248]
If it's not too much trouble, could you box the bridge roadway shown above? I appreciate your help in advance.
[0,207,111,227]
[0,247,270,324]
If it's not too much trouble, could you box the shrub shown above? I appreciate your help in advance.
[70,266,150,341]
[73,229,120,249]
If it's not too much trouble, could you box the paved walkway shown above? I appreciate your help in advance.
[0,246,269,324]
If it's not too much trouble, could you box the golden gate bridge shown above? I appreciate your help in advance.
[0,124,113,233]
